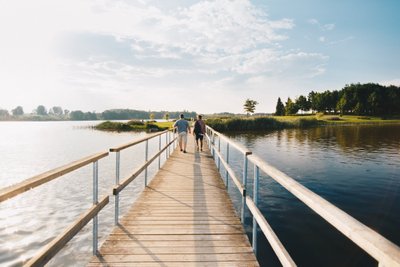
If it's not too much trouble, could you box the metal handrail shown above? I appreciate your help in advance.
[206,125,400,267]
[110,130,177,224]
[249,153,400,267]
[0,151,108,202]
[0,151,110,266]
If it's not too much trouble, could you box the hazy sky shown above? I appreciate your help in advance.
[1,0,399,114]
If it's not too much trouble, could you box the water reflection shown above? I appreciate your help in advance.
[225,124,400,267]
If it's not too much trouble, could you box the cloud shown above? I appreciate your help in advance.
[0,0,330,113]
[308,18,335,31]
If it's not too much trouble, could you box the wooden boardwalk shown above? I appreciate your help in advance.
[88,136,259,266]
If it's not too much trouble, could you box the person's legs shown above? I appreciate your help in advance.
[182,132,188,152]
[195,134,200,150]
[200,136,203,151]
[178,132,183,151]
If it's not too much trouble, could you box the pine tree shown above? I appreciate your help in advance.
[275,97,285,116]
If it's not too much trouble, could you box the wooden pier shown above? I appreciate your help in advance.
[88,137,259,266]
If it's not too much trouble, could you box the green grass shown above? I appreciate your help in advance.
[95,120,171,132]
[205,115,400,132]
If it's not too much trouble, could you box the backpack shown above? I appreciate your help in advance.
[194,120,202,134]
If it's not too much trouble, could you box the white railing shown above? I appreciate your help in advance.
[0,129,177,266]
[0,151,109,267]
[206,125,400,267]
[109,130,177,225]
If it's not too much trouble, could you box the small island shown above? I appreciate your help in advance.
[94,120,173,132]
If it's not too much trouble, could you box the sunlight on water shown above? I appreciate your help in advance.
[0,121,165,267]
[224,124,400,267]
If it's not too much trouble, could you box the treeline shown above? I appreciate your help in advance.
[0,106,196,121]
[276,83,400,116]
[101,109,197,120]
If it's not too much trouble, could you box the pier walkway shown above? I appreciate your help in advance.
[87,137,259,266]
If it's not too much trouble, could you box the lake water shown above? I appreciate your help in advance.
[0,122,399,266]
[0,121,169,267]
[223,124,400,266]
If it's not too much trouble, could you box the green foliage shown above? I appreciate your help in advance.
[95,120,168,132]
[69,110,97,120]
[49,106,63,116]
[243,99,258,115]
[12,106,24,116]
[0,109,10,118]
[275,97,285,116]
[101,109,196,120]
[36,105,47,116]
[206,116,319,132]
[296,95,311,112]
[304,83,400,115]
[285,98,298,115]
[164,113,170,120]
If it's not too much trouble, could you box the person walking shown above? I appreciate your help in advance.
[173,114,191,153]
[193,114,206,151]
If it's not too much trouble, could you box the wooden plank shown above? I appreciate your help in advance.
[90,253,257,263]
[25,195,109,267]
[87,261,259,267]
[88,136,258,266]
[99,246,254,255]
[0,151,108,203]
[105,234,249,242]
[101,240,250,248]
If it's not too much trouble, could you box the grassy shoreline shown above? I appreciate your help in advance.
[92,115,400,133]
[205,115,400,132]
[94,120,171,132]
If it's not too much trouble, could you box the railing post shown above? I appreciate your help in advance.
[115,151,120,225]
[225,142,229,188]
[165,131,168,159]
[241,153,248,222]
[144,140,149,186]
[218,138,221,171]
[158,135,161,169]
[212,133,216,159]
[92,161,99,255]
[252,165,259,254]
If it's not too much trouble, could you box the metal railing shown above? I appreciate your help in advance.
[206,126,400,267]
[109,130,177,225]
[0,151,109,267]
[0,129,177,266]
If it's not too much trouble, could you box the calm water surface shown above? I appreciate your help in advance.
[224,124,400,267]
[0,121,168,267]
[1,122,399,267]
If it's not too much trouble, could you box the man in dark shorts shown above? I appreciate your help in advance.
[193,115,206,151]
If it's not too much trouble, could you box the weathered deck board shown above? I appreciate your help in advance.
[88,136,259,267]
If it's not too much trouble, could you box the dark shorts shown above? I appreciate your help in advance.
[195,133,204,141]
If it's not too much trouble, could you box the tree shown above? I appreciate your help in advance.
[36,105,47,115]
[164,113,170,121]
[275,97,285,116]
[336,95,347,115]
[0,109,9,118]
[49,106,63,116]
[149,113,155,120]
[12,106,24,116]
[69,110,85,120]
[243,99,258,116]
[285,97,298,115]
[295,95,310,113]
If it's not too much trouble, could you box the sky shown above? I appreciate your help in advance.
[1,0,399,114]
